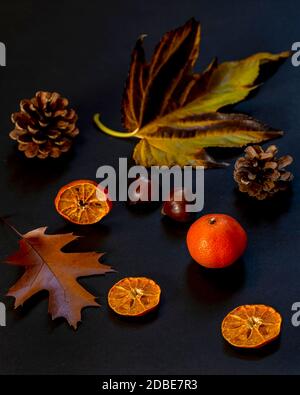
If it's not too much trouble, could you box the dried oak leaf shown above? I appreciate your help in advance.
[94,18,289,168]
[4,227,113,329]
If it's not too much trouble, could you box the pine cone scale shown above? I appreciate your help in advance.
[264,161,277,170]
[278,155,293,169]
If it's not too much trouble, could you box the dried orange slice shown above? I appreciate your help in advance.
[108,277,161,317]
[55,180,112,225]
[222,304,282,349]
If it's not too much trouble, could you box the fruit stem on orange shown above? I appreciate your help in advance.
[209,217,217,225]
[93,113,139,138]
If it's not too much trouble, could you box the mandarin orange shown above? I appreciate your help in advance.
[186,214,247,268]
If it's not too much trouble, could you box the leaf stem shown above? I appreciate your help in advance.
[0,217,23,238]
[93,113,139,138]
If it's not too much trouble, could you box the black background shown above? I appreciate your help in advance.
[0,0,299,375]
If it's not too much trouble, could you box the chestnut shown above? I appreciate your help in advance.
[161,188,195,222]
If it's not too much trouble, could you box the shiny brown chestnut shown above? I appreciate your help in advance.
[161,188,195,222]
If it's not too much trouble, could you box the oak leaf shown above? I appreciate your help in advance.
[94,19,289,168]
[4,226,113,329]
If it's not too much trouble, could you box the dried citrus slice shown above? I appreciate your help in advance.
[222,304,282,349]
[108,277,161,317]
[55,180,111,225]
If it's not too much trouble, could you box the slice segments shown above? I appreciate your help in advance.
[108,277,161,316]
[55,179,111,225]
[222,304,282,349]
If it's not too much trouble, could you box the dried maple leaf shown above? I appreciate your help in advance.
[4,225,113,329]
[94,19,289,168]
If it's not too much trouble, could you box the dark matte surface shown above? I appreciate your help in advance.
[0,0,299,375]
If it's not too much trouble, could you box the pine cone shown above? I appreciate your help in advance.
[234,145,293,200]
[9,91,79,159]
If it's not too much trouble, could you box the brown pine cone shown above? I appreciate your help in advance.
[234,145,293,200]
[9,91,79,159]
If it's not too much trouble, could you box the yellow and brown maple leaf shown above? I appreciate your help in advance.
[94,18,289,168]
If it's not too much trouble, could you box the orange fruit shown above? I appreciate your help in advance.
[222,305,282,349]
[55,179,112,225]
[108,277,161,317]
[186,214,247,268]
